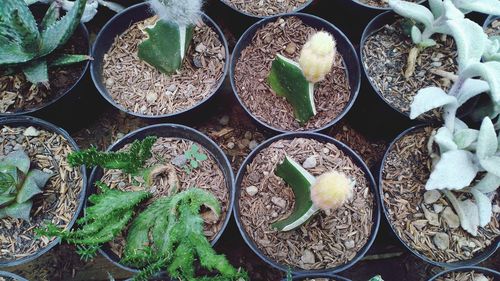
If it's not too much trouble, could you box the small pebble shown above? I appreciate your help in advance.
[167,85,177,92]
[423,190,441,204]
[285,42,296,54]
[23,126,40,137]
[442,207,460,228]
[302,156,317,169]
[344,240,355,249]
[227,142,235,149]
[195,43,206,53]
[219,115,230,126]
[171,155,188,167]
[271,197,286,208]
[433,232,450,250]
[249,140,259,150]
[422,204,440,226]
[246,186,258,196]
[300,250,315,264]
[244,131,252,140]
[433,204,444,213]
[146,92,158,103]
[431,62,442,67]
[322,148,329,154]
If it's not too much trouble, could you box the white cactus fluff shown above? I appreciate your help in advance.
[298,31,337,83]
[148,0,203,26]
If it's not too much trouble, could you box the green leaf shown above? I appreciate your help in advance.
[0,149,30,174]
[190,160,198,169]
[41,1,60,32]
[194,153,207,161]
[0,201,32,221]
[0,168,17,194]
[50,54,91,67]
[22,59,49,85]
[268,54,316,125]
[0,195,16,207]
[17,169,52,203]
[410,87,457,119]
[138,20,194,74]
[426,150,478,190]
[271,156,317,231]
[476,117,498,159]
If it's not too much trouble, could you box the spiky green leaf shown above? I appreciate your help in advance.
[22,59,49,85]
[41,1,60,32]
[17,169,52,203]
[50,54,91,67]
[0,149,30,174]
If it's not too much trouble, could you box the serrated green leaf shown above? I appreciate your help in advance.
[426,150,478,190]
[0,172,16,194]
[41,1,60,32]
[0,195,16,207]
[17,169,52,203]
[22,59,48,85]
[0,201,32,221]
[50,54,91,67]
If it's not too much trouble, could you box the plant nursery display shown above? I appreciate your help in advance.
[429,266,500,281]
[92,0,228,117]
[0,0,90,114]
[37,126,246,281]
[235,133,379,273]
[0,117,85,266]
[232,14,360,132]
[220,0,313,17]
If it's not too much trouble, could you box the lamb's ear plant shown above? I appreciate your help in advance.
[271,156,354,231]
[267,31,336,125]
[0,0,91,86]
[25,0,124,22]
[0,149,52,221]
[138,0,202,74]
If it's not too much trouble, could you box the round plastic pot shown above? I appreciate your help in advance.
[90,2,230,121]
[349,0,425,12]
[0,116,87,268]
[483,15,499,30]
[233,132,380,275]
[87,123,234,277]
[218,0,314,20]
[0,271,29,281]
[230,13,361,135]
[283,273,351,281]
[428,266,500,281]
[378,125,500,269]
[0,5,91,120]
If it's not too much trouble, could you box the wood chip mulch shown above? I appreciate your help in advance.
[99,137,229,258]
[381,126,500,263]
[103,17,226,116]
[239,138,374,270]
[0,126,83,262]
[234,17,351,131]
[223,0,309,17]
[362,19,458,120]
[485,19,500,36]
[436,271,494,281]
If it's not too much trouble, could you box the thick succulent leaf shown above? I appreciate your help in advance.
[0,174,16,196]
[462,61,500,103]
[41,1,60,32]
[97,0,124,12]
[61,0,98,23]
[428,0,444,18]
[411,26,422,44]
[0,194,16,207]
[22,59,49,85]
[0,150,30,174]
[470,188,492,227]
[426,150,479,190]
[473,173,500,193]
[443,190,479,236]
[1,0,41,54]
[456,78,490,106]
[50,54,91,67]
[434,127,458,152]
[454,128,478,149]
[480,156,500,177]
[410,87,457,119]
[452,0,500,15]
[17,169,52,203]
[388,0,434,29]
[0,201,32,221]
[477,117,498,159]
[40,0,87,57]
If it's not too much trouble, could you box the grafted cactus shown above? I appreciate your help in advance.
[0,150,52,221]
[0,0,90,86]
[138,0,203,74]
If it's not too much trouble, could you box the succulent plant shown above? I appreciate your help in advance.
[0,0,90,86]
[137,0,203,74]
[0,149,52,221]
[271,156,354,232]
[25,0,124,22]
[267,31,336,125]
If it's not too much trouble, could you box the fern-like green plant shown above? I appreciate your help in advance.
[0,149,52,221]
[0,0,90,86]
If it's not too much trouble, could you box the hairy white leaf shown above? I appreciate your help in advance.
[474,173,500,193]
[389,0,434,29]
[429,0,444,18]
[454,128,478,149]
[456,78,490,106]
[452,0,500,15]
[444,190,479,236]
[480,156,500,177]
[410,87,457,119]
[462,61,500,103]
[426,150,479,190]
[484,37,500,62]
[97,0,124,13]
[444,19,488,71]
[477,117,498,159]
[411,26,422,44]
[435,127,458,152]
[470,188,493,227]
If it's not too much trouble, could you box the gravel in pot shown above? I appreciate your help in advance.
[234,132,379,274]
[379,125,500,267]
[231,14,360,133]
[428,266,500,281]
[219,0,314,18]
[0,116,86,267]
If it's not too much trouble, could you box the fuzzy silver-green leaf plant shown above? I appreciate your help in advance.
[0,0,90,86]
[0,150,52,221]
[26,0,124,22]
[451,0,500,15]
[267,31,336,125]
[484,36,500,63]
[137,0,202,74]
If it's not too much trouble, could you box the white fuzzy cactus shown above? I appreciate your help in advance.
[148,0,203,27]
[298,31,336,83]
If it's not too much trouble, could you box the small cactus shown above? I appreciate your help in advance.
[310,171,353,210]
[299,31,336,83]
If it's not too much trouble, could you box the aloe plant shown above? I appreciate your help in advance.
[271,156,354,231]
[0,0,91,86]
[25,0,124,22]
[267,31,336,125]
[0,149,52,221]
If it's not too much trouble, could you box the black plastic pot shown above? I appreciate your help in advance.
[0,116,87,268]
[0,5,91,121]
[234,132,380,275]
[283,273,351,281]
[0,271,29,281]
[230,13,361,135]
[378,125,500,269]
[428,266,500,281]
[87,123,234,277]
[218,0,314,19]
[483,15,499,31]
[91,3,230,121]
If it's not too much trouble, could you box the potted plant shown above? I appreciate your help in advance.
[428,266,500,281]
[0,271,29,281]
[37,124,247,280]
[218,0,314,18]
[0,0,91,117]
[234,132,380,275]
[361,0,500,120]
[90,0,229,119]
[0,116,87,267]
[230,13,360,133]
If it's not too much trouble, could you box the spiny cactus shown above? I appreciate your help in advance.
[267,31,337,125]
[137,0,203,74]
[271,155,354,232]
[0,149,52,221]
[0,0,90,86]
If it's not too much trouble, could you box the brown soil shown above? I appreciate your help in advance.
[0,30,88,114]
[381,126,500,263]
[355,0,419,8]
[436,271,495,281]
[234,17,351,131]
[485,19,500,36]
[99,137,229,259]
[0,277,16,281]
[223,0,309,17]
[102,17,226,116]
[362,19,458,120]
[0,126,83,262]
[239,138,374,270]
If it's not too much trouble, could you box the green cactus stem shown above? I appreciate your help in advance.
[138,19,194,74]
[267,54,316,125]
